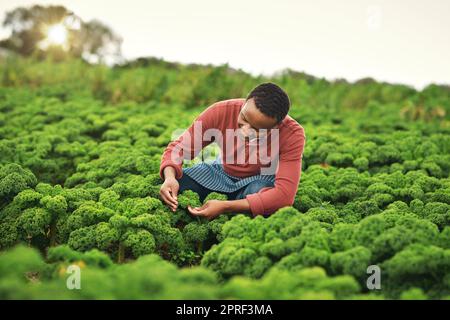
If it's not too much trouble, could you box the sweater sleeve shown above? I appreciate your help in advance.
[159,102,220,180]
[245,129,306,216]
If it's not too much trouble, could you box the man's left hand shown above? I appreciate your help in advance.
[187,200,226,220]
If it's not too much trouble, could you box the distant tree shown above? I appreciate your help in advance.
[0,5,122,63]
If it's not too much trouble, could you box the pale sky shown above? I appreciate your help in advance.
[0,0,449,89]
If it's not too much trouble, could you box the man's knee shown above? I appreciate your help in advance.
[243,180,274,196]
[177,173,194,192]
[177,173,210,201]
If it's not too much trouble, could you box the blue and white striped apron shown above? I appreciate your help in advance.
[183,158,275,193]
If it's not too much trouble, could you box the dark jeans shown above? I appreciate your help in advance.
[177,173,274,202]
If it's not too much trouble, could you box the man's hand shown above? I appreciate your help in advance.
[160,177,179,211]
[187,200,226,220]
[160,167,179,212]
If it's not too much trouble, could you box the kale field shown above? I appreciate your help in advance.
[0,56,449,299]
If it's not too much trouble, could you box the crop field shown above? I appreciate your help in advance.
[0,57,449,299]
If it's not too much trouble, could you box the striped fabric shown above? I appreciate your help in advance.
[183,158,275,193]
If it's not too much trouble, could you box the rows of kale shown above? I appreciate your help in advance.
[1,87,448,186]
[2,244,417,299]
[1,86,449,298]
[0,81,449,297]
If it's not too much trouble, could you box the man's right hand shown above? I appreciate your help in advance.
[160,167,179,211]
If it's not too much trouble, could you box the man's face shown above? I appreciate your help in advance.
[237,98,279,140]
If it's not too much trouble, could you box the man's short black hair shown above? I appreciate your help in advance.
[246,82,290,123]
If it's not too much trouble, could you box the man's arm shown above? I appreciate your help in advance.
[187,153,303,219]
[159,102,221,209]
[159,102,220,180]
[245,131,306,216]
[188,129,306,219]
[223,199,251,213]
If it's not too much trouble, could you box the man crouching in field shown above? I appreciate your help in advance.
[159,83,306,220]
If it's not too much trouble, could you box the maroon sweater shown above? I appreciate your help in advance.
[160,98,306,216]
